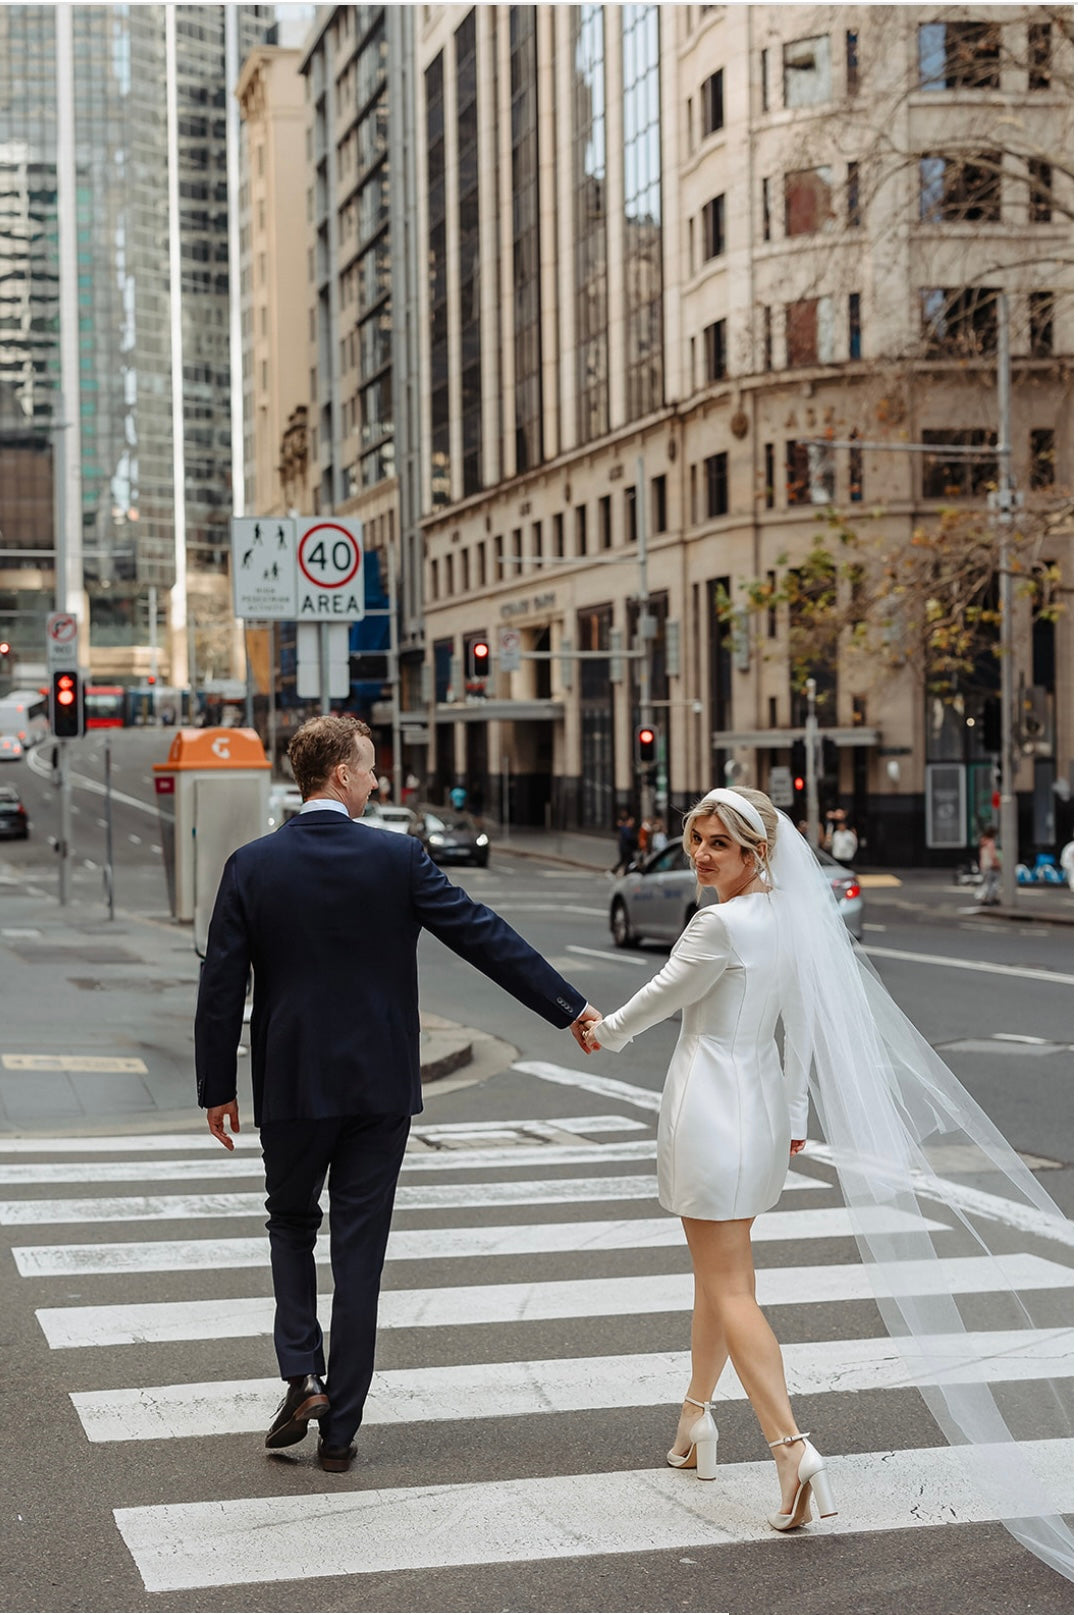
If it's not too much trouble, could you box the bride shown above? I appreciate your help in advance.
[583,786,1073,1576]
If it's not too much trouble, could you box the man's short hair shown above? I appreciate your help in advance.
[288,714,371,799]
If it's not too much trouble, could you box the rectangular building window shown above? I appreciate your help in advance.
[494,534,504,575]
[478,542,487,586]
[785,297,833,365]
[786,440,811,505]
[1028,21,1052,89]
[920,154,1001,222]
[690,462,698,524]
[921,286,999,356]
[572,5,609,443]
[846,29,859,95]
[849,431,863,502]
[456,10,483,496]
[783,36,831,107]
[764,442,775,508]
[705,452,728,518]
[575,503,587,555]
[461,550,470,592]
[760,48,769,112]
[766,569,778,637]
[763,304,773,371]
[848,292,862,359]
[512,527,523,565]
[918,21,1001,89]
[701,68,724,135]
[553,511,565,557]
[1030,291,1054,357]
[784,167,834,236]
[846,161,861,226]
[1028,159,1053,222]
[703,194,725,258]
[510,6,543,470]
[532,520,543,567]
[921,429,997,499]
[704,318,727,381]
[652,473,667,533]
[623,4,664,421]
[599,494,612,549]
[624,485,637,546]
[1030,428,1055,489]
[762,176,771,242]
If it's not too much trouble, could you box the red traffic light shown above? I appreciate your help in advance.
[472,641,489,663]
[56,674,76,706]
[147,674,156,685]
[793,776,805,792]
[639,727,655,745]
[0,641,10,655]
[637,725,657,765]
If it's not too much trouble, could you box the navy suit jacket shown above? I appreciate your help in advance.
[194,811,587,1124]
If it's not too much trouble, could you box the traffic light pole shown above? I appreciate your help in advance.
[995,293,1018,912]
[57,740,72,907]
[635,455,654,824]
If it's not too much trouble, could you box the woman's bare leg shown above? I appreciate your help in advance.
[681,1215,805,1508]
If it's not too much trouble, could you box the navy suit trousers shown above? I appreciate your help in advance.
[260,1113,411,1447]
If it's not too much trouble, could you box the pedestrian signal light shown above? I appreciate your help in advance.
[637,725,656,765]
[50,669,84,739]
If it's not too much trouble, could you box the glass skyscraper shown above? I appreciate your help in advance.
[0,3,271,679]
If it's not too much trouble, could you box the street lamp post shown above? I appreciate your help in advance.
[634,454,654,825]
[994,292,1019,911]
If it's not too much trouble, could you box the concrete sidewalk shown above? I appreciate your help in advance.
[487,825,1074,926]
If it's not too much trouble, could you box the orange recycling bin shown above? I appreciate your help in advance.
[153,728,270,942]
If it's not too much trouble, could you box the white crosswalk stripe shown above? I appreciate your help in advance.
[3,1096,1072,1598]
[113,1443,1073,1593]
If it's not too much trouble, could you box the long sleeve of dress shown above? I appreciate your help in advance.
[592,908,731,1053]
[779,965,812,1137]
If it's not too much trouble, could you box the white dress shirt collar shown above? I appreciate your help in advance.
[299,797,351,817]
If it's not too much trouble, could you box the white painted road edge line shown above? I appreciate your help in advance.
[113,1441,1072,1592]
[35,1253,1070,1349]
[863,943,1073,986]
[13,1204,944,1277]
[565,944,653,967]
[518,1062,1076,1246]
[72,1329,1073,1442]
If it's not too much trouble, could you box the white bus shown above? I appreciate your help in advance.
[0,689,49,747]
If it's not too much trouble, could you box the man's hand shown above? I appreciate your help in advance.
[790,1138,806,1156]
[570,1004,601,1054]
[207,1102,240,1150]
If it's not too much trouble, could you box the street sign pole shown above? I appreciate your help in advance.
[103,737,115,921]
[57,740,71,906]
[319,622,331,716]
[46,611,80,907]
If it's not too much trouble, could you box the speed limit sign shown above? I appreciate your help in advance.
[296,519,364,621]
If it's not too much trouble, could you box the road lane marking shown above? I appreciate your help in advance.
[26,744,158,817]
[0,1169,824,1225]
[14,1204,937,1277]
[0,1139,662,1183]
[863,944,1072,986]
[1,1055,147,1073]
[493,903,609,917]
[113,1441,1072,1592]
[565,944,652,966]
[0,1114,647,1152]
[35,1254,1070,1348]
[128,834,141,846]
[71,1328,1069,1442]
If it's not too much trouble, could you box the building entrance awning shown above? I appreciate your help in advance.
[436,699,565,725]
[712,728,881,749]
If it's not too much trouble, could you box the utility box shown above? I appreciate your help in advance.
[152,728,271,949]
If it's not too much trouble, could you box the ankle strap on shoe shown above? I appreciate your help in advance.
[768,1431,810,1447]
[684,1395,713,1410]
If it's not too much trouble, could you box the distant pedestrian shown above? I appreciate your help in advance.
[612,810,637,875]
[976,826,1002,906]
[377,774,391,804]
[649,817,669,853]
[449,784,468,812]
[830,820,858,863]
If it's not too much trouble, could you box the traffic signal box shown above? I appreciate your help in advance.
[50,669,84,739]
[636,725,656,766]
[469,640,490,679]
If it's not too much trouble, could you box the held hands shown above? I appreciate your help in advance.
[789,1139,806,1156]
[207,1101,240,1150]
[570,1004,602,1055]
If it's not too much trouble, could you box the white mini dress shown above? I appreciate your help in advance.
[593,894,808,1221]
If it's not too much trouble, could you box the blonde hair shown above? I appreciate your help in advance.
[681,786,779,883]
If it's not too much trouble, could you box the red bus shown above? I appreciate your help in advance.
[85,685,126,728]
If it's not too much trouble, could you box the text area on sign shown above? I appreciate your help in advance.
[296,520,364,622]
[231,519,297,620]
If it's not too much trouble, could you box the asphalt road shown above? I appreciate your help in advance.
[0,730,1072,1614]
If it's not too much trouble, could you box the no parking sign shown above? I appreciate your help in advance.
[296,520,364,621]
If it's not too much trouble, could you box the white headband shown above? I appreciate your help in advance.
[701,787,768,840]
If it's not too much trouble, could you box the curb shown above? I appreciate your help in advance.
[420,1030,474,1084]
[491,843,607,874]
[967,907,1073,928]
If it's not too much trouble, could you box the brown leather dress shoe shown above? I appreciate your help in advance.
[265,1375,330,1449]
[318,1437,358,1473]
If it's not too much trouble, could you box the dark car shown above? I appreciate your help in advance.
[408,805,490,868]
[0,785,29,839]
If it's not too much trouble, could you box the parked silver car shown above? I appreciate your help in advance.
[609,841,864,947]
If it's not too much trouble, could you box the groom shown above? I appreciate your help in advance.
[195,714,598,1472]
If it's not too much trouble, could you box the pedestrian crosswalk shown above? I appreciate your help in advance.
[3,1071,1073,1600]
